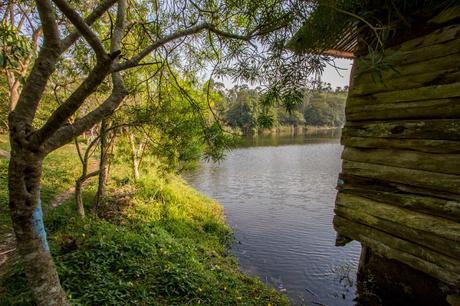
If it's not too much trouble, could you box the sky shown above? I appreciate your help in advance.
[320,58,353,88]
[218,58,353,90]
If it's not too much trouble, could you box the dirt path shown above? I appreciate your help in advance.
[50,185,77,208]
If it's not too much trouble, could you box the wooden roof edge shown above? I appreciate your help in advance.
[322,49,354,59]
[286,21,358,57]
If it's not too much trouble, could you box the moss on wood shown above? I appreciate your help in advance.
[342,147,460,175]
[349,82,460,106]
[337,186,460,222]
[341,137,460,154]
[334,216,460,287]
[352,68,460,96]
[346,98,460,121]
[343,119,460,140]
[389,24,460,52]
[342,160,460,193]
[336,193,460,243]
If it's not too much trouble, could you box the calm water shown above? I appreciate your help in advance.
[183,132,361,305]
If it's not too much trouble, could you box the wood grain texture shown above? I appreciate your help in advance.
[334,216,460,287]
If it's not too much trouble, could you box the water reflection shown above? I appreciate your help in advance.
[237,128,342,148]
[183,131,360,305]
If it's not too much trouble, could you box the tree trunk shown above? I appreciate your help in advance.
[8,147,68,305]
[127,132,141,180]
[133,159,140,180]
[5,71,21,113]
[75,179,85,217]
[93,119,109,213]
[74,138,86,217]
[9,81,20,113]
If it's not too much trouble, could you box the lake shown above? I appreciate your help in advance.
[183,132,361,305]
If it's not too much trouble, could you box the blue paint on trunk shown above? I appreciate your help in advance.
[32,189,49,252]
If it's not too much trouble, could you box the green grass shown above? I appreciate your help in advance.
[0,135,289,305]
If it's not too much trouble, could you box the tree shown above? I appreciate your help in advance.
[0,1,41,113]
[303,91,346,127]
[74,133,100,218]
[225,86,261,134]
[6,0,313,303]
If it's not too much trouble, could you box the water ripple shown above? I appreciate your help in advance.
[184,140,361,306]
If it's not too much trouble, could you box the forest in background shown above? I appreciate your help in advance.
[216,83,348,135]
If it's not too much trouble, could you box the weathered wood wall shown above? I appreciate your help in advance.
[334,13,460,289]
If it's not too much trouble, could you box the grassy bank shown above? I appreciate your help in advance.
[0,136,288,305]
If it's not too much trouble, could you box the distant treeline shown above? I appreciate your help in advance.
[214,83,348,135]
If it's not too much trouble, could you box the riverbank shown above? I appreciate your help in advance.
[259,125,341,136]
[0,135,288,305]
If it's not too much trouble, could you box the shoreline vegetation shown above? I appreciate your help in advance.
[257,125,341,136]
[217,85,347,137]
[0,135,288,305]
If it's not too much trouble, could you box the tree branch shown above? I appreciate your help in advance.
[44,82,128,152]
[206,24,252,41]
[111,0,126,53]
[9,0,61,130]
[42,0,128,152]
[36,0,61,50]
[112,22,209,72]
[31,60,112,146]
[74,137,84,165]
[52,0,107,60]
[113,22,260,72]
[77,170,100,183]
[61,0,118,51]
[109,0,127,92]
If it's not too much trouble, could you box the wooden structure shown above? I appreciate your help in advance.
[289,3,460,300]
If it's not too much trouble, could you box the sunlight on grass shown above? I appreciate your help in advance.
[0,140,288,305]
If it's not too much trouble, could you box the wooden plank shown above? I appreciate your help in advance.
[348,82,460,106]
[336,193,460,244]
[388,37,460,66]
[334,215,460,287]
[342,147,460,175]
[346,98,460,121]
[338,173,460,202]
[334,216,460,275]
[341,137,460,154]
[390,24,460,52]
[342,160,460,193]
[342,119,460,140]
[338,188,460,222]
[352,68,460,96]
[334,205,460,267]
[352,53,460,95]
[355,38,460,78]
[335,206,460,264]
[337,174,460,221]
[429,6,460,24]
